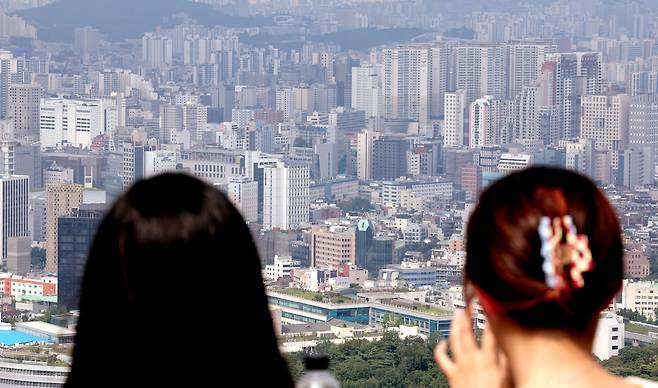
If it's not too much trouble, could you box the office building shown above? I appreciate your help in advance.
[629,94,658,169]
[0,175,28,262]
[580,94,629,169]
[57,208,103,310]
[45,183,83,273]
[39,98,114,150]
[262,161,309,231]
[311,225,356,268]
[227,176,258,223]
[372,138,408,181]
[6,236,30,275]
[8,84,43,138]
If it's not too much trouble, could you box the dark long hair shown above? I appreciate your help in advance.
[465,167,623,331]
[65,173,294,387]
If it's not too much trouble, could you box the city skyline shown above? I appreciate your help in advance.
[0,0,653,386]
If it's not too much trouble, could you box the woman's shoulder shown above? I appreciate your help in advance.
[626,376,658,388]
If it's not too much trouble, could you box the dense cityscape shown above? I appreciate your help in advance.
[0,0,651,386]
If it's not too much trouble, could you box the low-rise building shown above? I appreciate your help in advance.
[592,312,624,361]
[619,280,658,319]
[378,261,438,287]
[265,256,301,281]
[15,322,75,344]
[0,274,57,298]
[268,291,452,337]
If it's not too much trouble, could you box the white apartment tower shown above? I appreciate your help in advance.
[357,130,375,181]
[508,44,548,99]
[514,86,540,144]
[142,33,173,69]
[455,44,508,104]
[351,64,382,118]
[263,161,309,231]
[276,88,293,122]
[383,44,448,127]
[469,96,500,148]
[546,52,602,139]
[444,90,467,146]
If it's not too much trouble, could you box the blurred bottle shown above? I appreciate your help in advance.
[297,355,340,388]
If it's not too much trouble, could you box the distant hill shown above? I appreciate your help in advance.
[16,0,273,42]
[240,28,428,52]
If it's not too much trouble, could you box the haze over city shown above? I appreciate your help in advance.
[0,0,651,386]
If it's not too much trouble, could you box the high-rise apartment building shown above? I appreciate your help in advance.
[546,52,602,140]
[142,33,173,69]
[182,104,208,143]
[469,96,501,148]
[514,86,541,145]
[444,90,467,147]
[351,64,382,118]
[159,104,183,144]
[454,44,508,104]
[383,45,448,127]
[357,130,375,181]
[74,26,101,64]
[629,71,658,96]
[508,44,548,99]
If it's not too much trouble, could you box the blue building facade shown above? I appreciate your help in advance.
[268,292,452,337]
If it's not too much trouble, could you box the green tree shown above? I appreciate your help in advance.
[617,308,656,324]
[602,343,658,380]
[286,331,449,387]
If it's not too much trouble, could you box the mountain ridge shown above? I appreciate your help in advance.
[16,0,272,42]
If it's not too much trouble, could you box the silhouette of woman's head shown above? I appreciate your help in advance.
[66,173,293,387]
[465,167,623,332]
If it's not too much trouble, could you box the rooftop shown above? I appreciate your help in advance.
[0,331,51,346]
[272,288,353,304]
[16,322,76,336]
